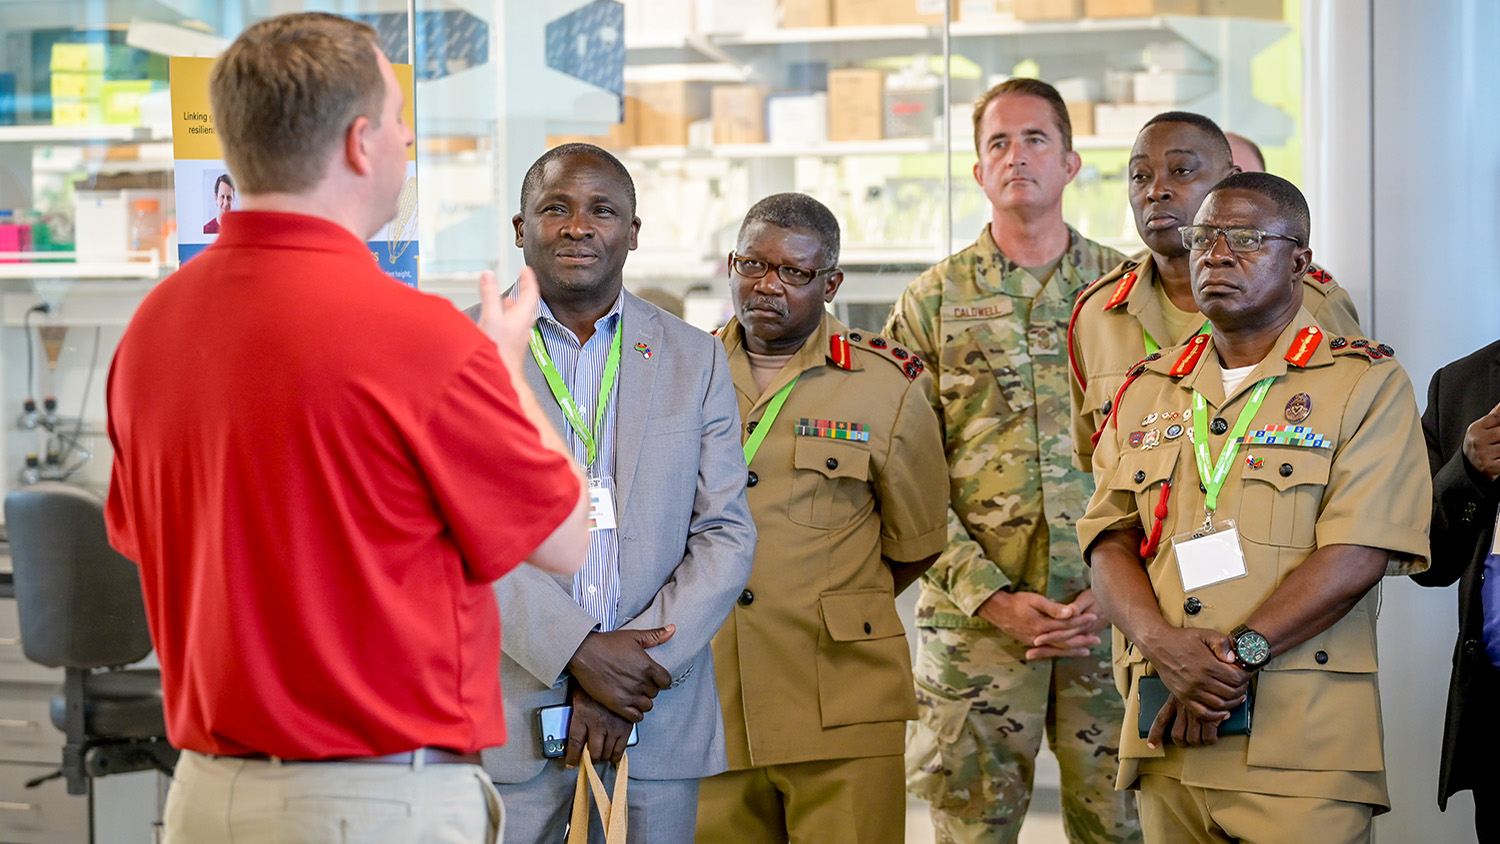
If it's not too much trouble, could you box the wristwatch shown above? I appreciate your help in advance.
[1229,625,1271,670]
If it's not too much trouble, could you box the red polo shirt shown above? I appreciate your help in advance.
[106,211,577,759]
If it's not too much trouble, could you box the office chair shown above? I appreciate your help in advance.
[5,482,176,796]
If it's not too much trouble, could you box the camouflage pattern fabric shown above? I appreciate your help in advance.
[907,628,1140,844]
[887,225,1140,843]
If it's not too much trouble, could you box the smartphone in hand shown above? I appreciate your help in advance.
[537,703,640,758]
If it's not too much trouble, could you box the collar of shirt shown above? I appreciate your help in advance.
[535,291,625,345]
[974,223,1091,300]
[212,210,372,260]
[1154,307,1333,409]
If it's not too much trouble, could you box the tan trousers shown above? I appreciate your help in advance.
[695,754,905,844]
[163,750,503,844]
[1137,774,1372,844]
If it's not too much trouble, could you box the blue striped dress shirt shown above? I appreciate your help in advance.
[535,295,623,631]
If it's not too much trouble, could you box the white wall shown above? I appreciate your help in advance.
[1314,1,1500,841]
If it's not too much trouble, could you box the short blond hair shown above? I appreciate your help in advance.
[971,78,1072,155]
[209,13,385,194]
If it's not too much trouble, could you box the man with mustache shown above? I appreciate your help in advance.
[1068,111,1360,475]
[695,193,947,844]
[1082,172,1428,843]
[478,143,756,844]
[885,78,1142,844]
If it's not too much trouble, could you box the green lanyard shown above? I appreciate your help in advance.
[529,324,622,468]
[1191,377,1274,512]
[742,375,801,465]
[1143,322,1212,355]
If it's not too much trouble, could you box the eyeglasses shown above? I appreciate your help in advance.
[729,252,836,287]
[1179,226,1304,253]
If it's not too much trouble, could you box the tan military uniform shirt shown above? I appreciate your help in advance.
[1069,257,1361,473]
[1077,309,1431,810]
[714,312,947,768]
[886,224,1124,627]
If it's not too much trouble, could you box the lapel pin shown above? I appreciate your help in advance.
[634,342,652,359]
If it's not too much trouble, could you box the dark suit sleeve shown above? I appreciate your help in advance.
[1413,363,1500,587]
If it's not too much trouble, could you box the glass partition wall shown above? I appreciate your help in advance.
[0,1,1304,838]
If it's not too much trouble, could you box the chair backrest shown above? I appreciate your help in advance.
[5,482,153,669]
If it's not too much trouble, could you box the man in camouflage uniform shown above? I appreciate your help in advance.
[885,78,1142,844]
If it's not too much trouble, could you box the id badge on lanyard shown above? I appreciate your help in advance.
[1171,519,1249,592]
[588,476,617,532]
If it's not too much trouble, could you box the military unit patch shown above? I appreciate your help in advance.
[795,417,869,442]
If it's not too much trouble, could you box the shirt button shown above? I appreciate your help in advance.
[826,457,839,470]
[1209,417,1229,435]
[1184,596,1202,615]
[746,420,758,433]
[1199,482,1207,493]
[1279,463,1293,477]
[863,622,872,634]
[747,471,758,487]
[1133,470,1146,484]
[1102,399,1113,415]
[586,585,597,595]
[1315,650,1328,665]
[739,590,754,606]
[1464,638,1481,655]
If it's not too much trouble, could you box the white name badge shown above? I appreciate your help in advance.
[1171,519,1249,592]
[588,476,617,532]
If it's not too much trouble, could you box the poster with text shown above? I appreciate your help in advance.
[168,56,418,287]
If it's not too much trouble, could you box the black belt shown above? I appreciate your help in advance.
[238,748,481,766]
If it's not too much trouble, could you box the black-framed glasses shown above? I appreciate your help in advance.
[1179,225,1304,253]
[729,252,836,287]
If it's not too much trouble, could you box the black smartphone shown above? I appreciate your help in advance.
[1136,674,1252,738]
[537,703,640,758]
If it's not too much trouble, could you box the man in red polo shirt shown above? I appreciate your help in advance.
[104,13,588,843]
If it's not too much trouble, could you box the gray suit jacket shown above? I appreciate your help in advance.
[479,290,755,783]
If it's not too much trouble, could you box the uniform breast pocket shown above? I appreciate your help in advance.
[1107,446,1182,523]
[789,437,871,529]
[1237,447,1330,548]
[937,327,1032,431]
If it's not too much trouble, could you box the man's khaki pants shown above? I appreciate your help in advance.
[163,749,503,843]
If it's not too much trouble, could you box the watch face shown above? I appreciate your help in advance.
[1236,630,1271,667]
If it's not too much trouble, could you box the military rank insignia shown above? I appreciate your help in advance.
[830,335,853,370]
[1284,326,1322,367]
[1104,271,1138,310]
[904,359,924,380]
[795,418,869,442]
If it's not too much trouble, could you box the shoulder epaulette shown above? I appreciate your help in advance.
[829,334,854,370]
[1328,336,1396,363]
[1102,270,1139,311]
[1306,266,1335,286]
[1068,260,1137,391]
[844,330,926,381]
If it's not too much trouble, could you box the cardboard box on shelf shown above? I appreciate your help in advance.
[1093,102,1162,137]
[833,0,958,26]
[1065,101,1094,137]
[1014,0,1084,19]
[50,43,107,73]
[101,80,157,125]
[1201,0,1282,19]
[827,68,885,141]
[958,0,1015,21]
[1132,70,1214,104]
[1084,0,1196,16]
[885,80,942,139]
[713,85,769,145]
[767,92,829,145]
[782,0,833,26]
[51,71,103,100]
[631,82,710,147]
[52,100,103,126]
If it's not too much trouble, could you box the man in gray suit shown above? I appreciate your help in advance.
[480,143,756,843]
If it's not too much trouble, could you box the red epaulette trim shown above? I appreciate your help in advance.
[1283,326,1323,368]
[1103,271,1138,311]
[1307,268,1333,285]
[1169,333,1210,377]
[829,334,853,370]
